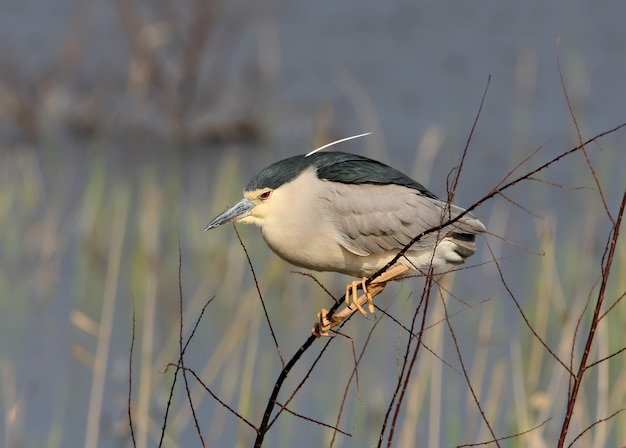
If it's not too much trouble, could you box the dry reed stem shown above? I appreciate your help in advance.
[85,192,129,448]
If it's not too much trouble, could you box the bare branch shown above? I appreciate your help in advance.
[331,314,383,447]
[128,308,136,447]
[557,41,615,225]
[159,236,213,447]
[486,239,573,375]
[566,408,626,448]
[557,190,626,447]
[368,123,626,290]
[599,289,626,321]
[448,75,491,203]
[275,401,352,437]
[456,418,551,447]
[176,234,206,447]
[173,365,258,431]
[585,345,626,370]
[234,225,284,366]
[440,284,500,447]
[382,269,434,447]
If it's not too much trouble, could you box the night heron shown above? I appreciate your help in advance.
[205,136,486,336]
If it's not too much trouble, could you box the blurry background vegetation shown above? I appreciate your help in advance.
[0,0,625,447]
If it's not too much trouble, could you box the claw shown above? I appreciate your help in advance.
[312,308,331,337]
[345,279,370,317]
[312,265,410,337]
[313,287,378,336]
[361,277,376,315]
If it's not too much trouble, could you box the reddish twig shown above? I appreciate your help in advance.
[566,408,626,448]
[448,75,491,203]
[275,401,352,437]
[292,271,339,303]
[249,122,625,447]
[495,191,544,219]
[174,365,258,430]
[330,314,383,447]
[486,240,573,375]
[568,282,595,400]
[369,123,626,291]
[585,345,626,370]
[255,287,362,446]
[440,283,500,447]
[557,190,626,448]
[245,115,626,448]
[378,269,433,447]
[254,334,318,446]
[599,289,626,321]
[556,42,614,225]
[456,418,551,447]
[159,235,211,447]
[266,335,336,429]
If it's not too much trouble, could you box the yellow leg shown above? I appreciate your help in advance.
[345,265,410,316]
[312,265,410,337]
[346,279,369,317]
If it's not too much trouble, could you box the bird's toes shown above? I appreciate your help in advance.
[312,308,335,337]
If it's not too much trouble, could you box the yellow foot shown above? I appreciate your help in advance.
[311,308,333,337]
[312,265,411,337]
[311,301,366,337]
[345,278,372,317]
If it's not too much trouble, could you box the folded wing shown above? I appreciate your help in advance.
[319,181,485,258]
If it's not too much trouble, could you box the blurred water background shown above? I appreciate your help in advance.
[1,0,625,447]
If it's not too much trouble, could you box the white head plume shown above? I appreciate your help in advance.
[305,132,372,157]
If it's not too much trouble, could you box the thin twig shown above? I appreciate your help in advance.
[377,299,462,375]
[456,418,551,447]
[249,121,626,447]
[275,401,352,437]
[486,240,573,375]
[267,335,336,429]
[496,191,544,219]
[492,137,555,190]
[557,190,626,448]
[568,279,595,401]
[254,334,317,446]
[585,345,626,369]
[159,295,215,446]
[440,283,501,448]
[173,365,258,430]
[128,308,136,447]
[159,233,210,447]
[556,41,614,225]
[525,177,590,191]
[331,314,383,447]
[292,271,339,302]
[378,269,433,447]
[566,408,626,448]
[448,75,491,204]
[367,122,626,291]
[176,234,205,447]
[599,290,626,322]
[257,293,362,445]
[233,225,284,366]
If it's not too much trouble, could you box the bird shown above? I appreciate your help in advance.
[205,139,486,336]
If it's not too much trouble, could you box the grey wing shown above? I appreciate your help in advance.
[319,182,485,256]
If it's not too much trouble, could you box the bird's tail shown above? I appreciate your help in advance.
[442,205,486,263]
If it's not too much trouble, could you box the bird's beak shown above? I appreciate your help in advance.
[204,198,256,231]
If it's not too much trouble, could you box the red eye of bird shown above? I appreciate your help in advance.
[259,191,271,200]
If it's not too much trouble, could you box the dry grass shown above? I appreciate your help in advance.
[1,2,625,447]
